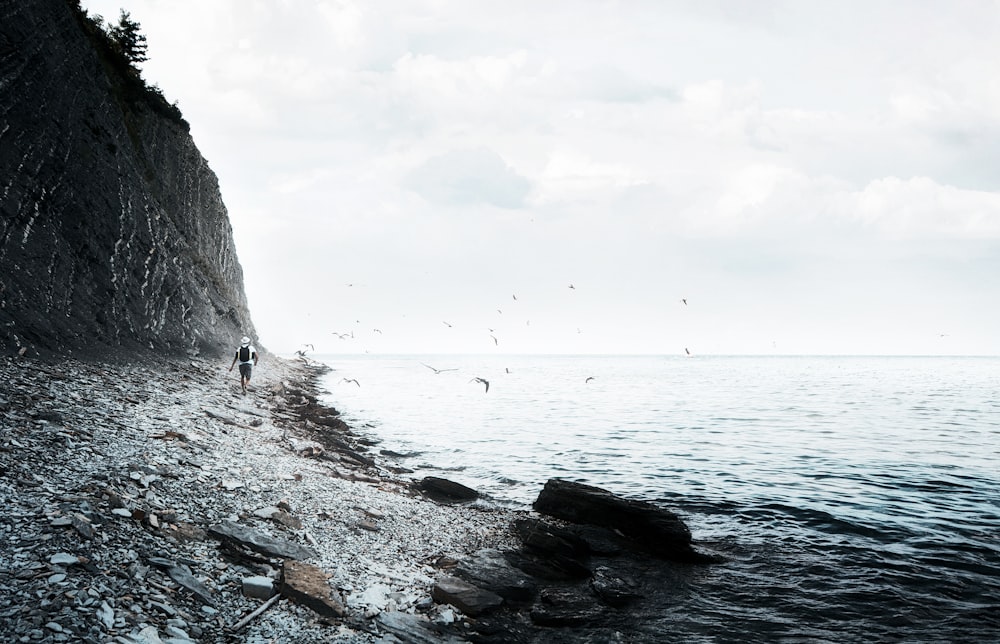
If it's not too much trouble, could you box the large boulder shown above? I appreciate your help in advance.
[413,477,480,504]
[533,478,705,562]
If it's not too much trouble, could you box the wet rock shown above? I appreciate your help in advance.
[590,566,642,607]
[529,587,606,627]
[455,549,537,603]
[413,477,480,504]
[533,478,702,562]
[280,560,345,618]
[208,521,317,560]
[432,575,503,616]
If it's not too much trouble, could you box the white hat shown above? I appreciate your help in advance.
[241,336,251,345]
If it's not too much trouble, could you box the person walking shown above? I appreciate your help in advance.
[229,336,258,394]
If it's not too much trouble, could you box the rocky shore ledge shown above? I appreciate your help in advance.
[0,354,714,643]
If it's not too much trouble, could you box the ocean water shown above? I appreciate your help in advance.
[314,354,1000,642]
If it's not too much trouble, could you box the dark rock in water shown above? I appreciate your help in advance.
[432,575,503,616]
[563,524,628,556]
[530,587,607,627]
[455,549,538,603]
[375,612,465,644]
[413,476,480,504]
[590,566,642,607]
[457,479,718,641]
[533,478,705,562]
[513,518,590,559]
[505,549,592,582]
[208,521,317,560]
[280,560,345,618]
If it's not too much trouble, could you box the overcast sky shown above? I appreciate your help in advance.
[83,0,1000,355]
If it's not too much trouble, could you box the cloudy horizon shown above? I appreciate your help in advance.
[83,0,1000,356]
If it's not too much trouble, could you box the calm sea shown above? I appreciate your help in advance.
[314,354,1000,642]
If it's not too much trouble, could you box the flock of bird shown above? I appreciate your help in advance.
[293,285,694,394]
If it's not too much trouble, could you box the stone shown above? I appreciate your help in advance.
[533,478,704,562]
[431,575,503,616]
[49,553,79,566]
[253,506,280,519]
[271,510,303,530]
[70,513,94,539]
[242,575,275,600]
[280,560,345,618]
[208,521,317,560]
[530,587,606,627]
[413,477,480,504]
[455,549,537,603]
[590,566,642,607]
[165,565,215,606]
[97,602,115,629]
[375,611,466,644]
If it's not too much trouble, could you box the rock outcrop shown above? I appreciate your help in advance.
[0,0,256,358]
[435,478,720,641]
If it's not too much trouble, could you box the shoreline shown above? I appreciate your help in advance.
[0,353,523,642]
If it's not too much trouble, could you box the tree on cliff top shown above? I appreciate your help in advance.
[108,10,148,69]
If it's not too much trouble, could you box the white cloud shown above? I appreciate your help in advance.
[404,148,531,209]
[853,176,1000,239]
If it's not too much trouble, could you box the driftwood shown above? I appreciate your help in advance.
[231,594,281,632]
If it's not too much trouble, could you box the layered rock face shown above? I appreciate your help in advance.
[0,0,256,358]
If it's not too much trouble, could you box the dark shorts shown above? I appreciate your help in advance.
[239,363,252,379]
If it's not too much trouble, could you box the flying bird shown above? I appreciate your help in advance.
[681,298,688,306]
[373,328,382,334]
[685,348,691,356]
[303,343,315,351]
[340,378,361,387]
[568,284,576,290]
[443,321,453,328]
[421,363,457,374]
[470,377,490,393]
[585,376,595,383]
[490,335,498,345]
[512,294,517,301]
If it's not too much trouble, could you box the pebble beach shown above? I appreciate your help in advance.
[0,353,521,643]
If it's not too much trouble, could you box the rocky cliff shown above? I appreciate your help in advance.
[0,0,256,358]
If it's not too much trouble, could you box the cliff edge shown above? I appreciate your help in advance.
[0,0,256,358]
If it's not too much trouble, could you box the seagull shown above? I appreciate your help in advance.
[470,377,490,393]
[585,376,595,383]
[681,298,688,306]
[421,363,457,374]
[490,335,498,345]
[568,284,576,290]
[443,321,452,328]
[373,328,382,334]
[512,294,517,301]
[685,348,691,356]
[303,343,315,351]
[340,378,361,387]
